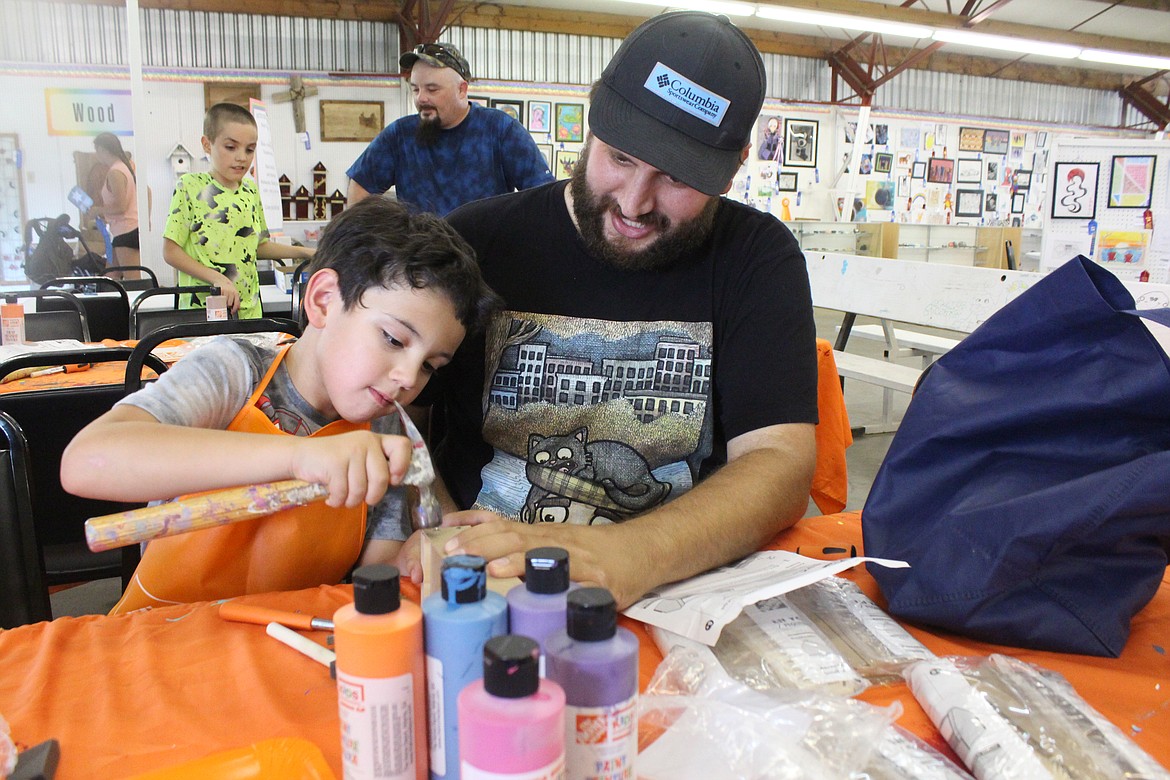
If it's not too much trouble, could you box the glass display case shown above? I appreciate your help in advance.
[788,221,898,258]
[897,225,1021,268]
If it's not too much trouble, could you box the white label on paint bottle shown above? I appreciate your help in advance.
[564,695,636,780]
[337,670,416,780]
[426,653,446,775]
[462,753,566,780]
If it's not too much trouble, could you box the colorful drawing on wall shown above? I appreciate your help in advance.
[985,159,999,182]
[956,189,983,218]
[874,124,889,146]
[859,154,873,175]
[983,129,1010,155]
[927,157,953,184]
[911,161,927,179]
[554,148,579,180]
[528,101,552,133]
[874,152,893,174]
[757,116,783,162]
[958,127,985,153]
[866,180,895,210]
[896,151,913,169]
[784,118,818,167]
[900,126,921,149]
[1051,161,1098,220]
[1108,155,1157,208]
[490,99,524,123]
[1097,230,1150,265]
[1011,131,1027,149]
[555,103,584,143]
[956,158,982,183]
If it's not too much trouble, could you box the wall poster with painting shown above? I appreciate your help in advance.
[555,104,584,143]
[784,119,818,167]
[1051,161,1098,220]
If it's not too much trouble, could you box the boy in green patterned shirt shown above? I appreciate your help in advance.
[163,103,314,318]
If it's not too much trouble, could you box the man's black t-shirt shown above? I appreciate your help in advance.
[432,180,817,525]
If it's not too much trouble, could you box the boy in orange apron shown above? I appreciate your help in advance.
[61,197,501,613]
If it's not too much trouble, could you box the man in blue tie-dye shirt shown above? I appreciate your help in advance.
[347,42,553,216]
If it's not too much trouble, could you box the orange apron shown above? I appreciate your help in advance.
[111,346,368,615]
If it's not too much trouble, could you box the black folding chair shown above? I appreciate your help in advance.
[0,409,51,628]
[41,276,131,341]
[129,285,225,339]
[104,265,160,292]
[0,347,169,609]
[4,289,91,342]
[125,318,302,395]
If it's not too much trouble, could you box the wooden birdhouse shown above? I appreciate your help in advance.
[279,175,293,221]
[329,189,346,218]
[312,162,327,197]
[313,194,328,220]
[292,185,311,221]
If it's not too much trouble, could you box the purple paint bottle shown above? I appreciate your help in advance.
[545,588,638,780]
[506,547,572,675]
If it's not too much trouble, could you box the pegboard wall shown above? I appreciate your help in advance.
[1041,138,1170,283]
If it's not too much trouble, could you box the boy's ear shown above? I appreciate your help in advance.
[301,268,341,328]
[200,135,212,155]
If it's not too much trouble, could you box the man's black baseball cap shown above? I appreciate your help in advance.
[400,42,472,82]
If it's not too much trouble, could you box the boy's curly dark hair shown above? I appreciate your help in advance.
[308,196,501,334]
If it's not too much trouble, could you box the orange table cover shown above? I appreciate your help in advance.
[1,512,1166,778]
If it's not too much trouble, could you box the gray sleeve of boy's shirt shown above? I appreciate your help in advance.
[115,336,265,429]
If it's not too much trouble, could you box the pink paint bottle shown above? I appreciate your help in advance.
[457,635,566,779]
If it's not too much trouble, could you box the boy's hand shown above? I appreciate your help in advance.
[290,431,412,509]
[215,276,241,315]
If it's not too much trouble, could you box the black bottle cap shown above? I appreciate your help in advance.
[483,635,540,699]
[525,547,570,594]
[352,564,400,614]
[440,554,488,604]
[566,587,617,641]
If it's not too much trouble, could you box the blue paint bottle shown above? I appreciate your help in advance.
[422,555,508,780]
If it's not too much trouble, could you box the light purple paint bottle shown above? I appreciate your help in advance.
[506,547,572,675]
[545,588,638,780]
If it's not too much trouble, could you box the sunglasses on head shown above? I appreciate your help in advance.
[413,43,470,80]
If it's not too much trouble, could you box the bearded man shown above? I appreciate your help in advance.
[346,42,552,216]
[402,12,818,610]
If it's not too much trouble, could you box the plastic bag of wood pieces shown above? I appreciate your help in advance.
[859,725,976,780]
[638,643,897,779]
[904,654,1170,780]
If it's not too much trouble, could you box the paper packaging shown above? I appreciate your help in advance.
[205,295,228,321]
[420,526,521,599]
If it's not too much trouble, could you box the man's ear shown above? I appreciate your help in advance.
[458,78,469,100]
[719,146,751,195]
[301,268,340,329]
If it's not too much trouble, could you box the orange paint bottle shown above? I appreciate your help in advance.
[334,564,428,780]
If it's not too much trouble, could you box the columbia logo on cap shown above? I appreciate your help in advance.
[642,62,730,127]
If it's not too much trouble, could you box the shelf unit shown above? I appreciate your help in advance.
[788,221,898,258]
[896,225,1021,268]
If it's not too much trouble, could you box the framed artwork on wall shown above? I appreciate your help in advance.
[776,171,798,191]
[985,159,999,182]
[911,161,927,179]
[985,192,998,212]
[956,158,982,183]
[956,189,983,218]
[204,82,261,111]
[1014,169,1033,190]
[490,99,524,123]
[927,157,954,184]
[468,95,490,107]
[983,129,1010,155]
[527,101,552,133]
[1051,161,1099,220]
[874,152,893,174]
[555,148,580,180]
[784,118,818,167]
[1011,192,1026,214]
[555,103,584,143]
[958,127,985,152]
[1108,155,1157,208]
[536,143,554,170]
[319,100,384,142]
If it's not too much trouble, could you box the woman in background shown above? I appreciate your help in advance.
[91,132,140,273]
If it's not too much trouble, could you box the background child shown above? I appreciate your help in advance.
[63,197,501,613]
[163,102,315,318]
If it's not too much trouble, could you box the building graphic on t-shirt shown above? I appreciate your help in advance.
[489,330,710,423]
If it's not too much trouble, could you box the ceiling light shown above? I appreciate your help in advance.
[606,0,754,15]
[754,6,932,39]
[931,29,1080,59]
[1079,48,1170,71]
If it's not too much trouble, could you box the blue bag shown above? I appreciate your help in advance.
[863,256,1170,657]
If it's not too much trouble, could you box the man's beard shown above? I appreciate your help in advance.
[415,113,442,146]
[569,148,719,272]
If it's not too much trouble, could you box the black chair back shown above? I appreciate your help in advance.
[104,265,160,291]
[0,409,51,628]
[0,347,168,600]
[41,276,131,341]
[130,285,224,339]
[4,289,91,342]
